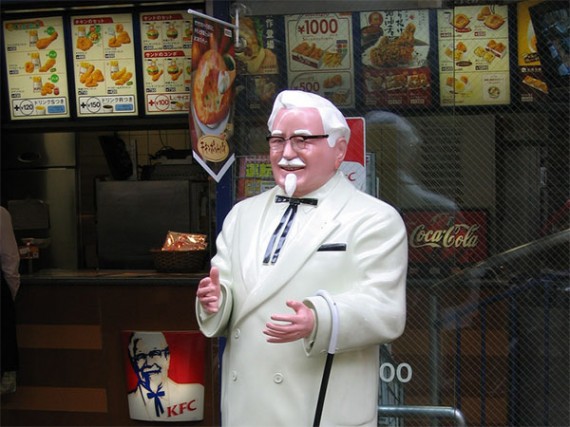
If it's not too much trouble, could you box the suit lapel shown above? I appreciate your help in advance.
[234,175,356,324]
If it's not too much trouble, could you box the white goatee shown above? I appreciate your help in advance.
[285,173,297,197]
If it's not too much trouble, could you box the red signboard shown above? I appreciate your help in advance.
[402,210,488,273]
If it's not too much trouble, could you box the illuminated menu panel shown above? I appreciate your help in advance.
[438,5,510,106]
[285,13,355,108]
[71,13,138,117]
[3,16,70,120]
[360,10,432,108]
[517,0,549,103]
[139,11,192,115]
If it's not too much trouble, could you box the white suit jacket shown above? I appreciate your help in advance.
[197,172,407,426]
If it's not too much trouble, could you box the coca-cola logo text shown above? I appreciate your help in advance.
[410,224,480,249]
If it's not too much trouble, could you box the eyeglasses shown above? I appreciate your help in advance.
[266,134,329,152]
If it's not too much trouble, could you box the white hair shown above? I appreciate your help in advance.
[267,90,350,147]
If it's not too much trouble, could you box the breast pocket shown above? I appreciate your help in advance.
[317,243,347,252]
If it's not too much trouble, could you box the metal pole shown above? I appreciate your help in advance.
[379,405,467,427]
[429,294,441,427]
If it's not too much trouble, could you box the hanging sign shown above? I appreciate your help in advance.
[188,10,237,182]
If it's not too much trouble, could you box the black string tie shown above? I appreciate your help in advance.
[263,195,318,264]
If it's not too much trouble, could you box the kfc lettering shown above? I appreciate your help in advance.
[410,224,480,249]
[167,400,197,417]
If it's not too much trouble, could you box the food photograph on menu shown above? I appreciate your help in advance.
[233,15,280,111]
[437,4,511,106]
[71,13,138,117]
[3,16,70,120]
[140,11,192,115]
[285,13,355,108]
[360,10,432,108]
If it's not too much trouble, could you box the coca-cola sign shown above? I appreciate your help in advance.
[403,210,488,268]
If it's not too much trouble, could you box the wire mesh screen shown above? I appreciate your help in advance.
[224,2,569,426]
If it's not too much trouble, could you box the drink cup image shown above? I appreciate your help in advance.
[29,30,38,47]
[35,105,46,115]
[33,76,42,92]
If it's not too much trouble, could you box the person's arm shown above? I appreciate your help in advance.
[0,207,21,300]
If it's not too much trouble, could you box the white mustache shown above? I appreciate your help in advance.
[278,157,306,167]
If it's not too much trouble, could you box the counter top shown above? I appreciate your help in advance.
[20,269,204,285]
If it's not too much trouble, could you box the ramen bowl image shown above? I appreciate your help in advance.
[192,48,235,127]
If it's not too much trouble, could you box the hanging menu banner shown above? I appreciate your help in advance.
[139,11,192,115]
[188,12,236,182]
[360,10,432,108]
[285,13,354,108]
[3,16,70,120]
[437,5,511,106]
[71,13,138,117]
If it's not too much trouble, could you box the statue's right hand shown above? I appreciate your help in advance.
[196,266,221,314]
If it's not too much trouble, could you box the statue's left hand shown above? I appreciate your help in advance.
[264,300,315,343]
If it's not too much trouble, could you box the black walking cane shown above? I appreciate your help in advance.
[313,290,340,427]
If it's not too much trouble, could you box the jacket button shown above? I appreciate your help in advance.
[273,373,284,384]
[233,328,240,339]
[231,371,238,381]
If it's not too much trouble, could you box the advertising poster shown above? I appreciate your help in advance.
[437,5,510,106]
[140,11,192,114]
[122,331,206,422]
[189,13,236,182]
[3,16,70,120]
[517,0,549,102]
[360,10,431,108]
[233,15,281,110]
[402,210,488,276]
[71,13,138,117]
[235,118,366,200]
[235,155,275,201]
[285,13,354,108]
[338,117,366,191]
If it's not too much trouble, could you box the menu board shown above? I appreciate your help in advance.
[517,1,549,103]
[360,10,431,108]
[3,16,70,120]
[438,5,510,106]
[233,15,280,111]
[71,14,138,117]
[140,11,192,115]
[285,13,354,108]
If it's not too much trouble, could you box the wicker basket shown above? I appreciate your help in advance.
[151,249,208,273]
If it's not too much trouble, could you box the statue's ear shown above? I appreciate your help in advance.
[334,138,348,169]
